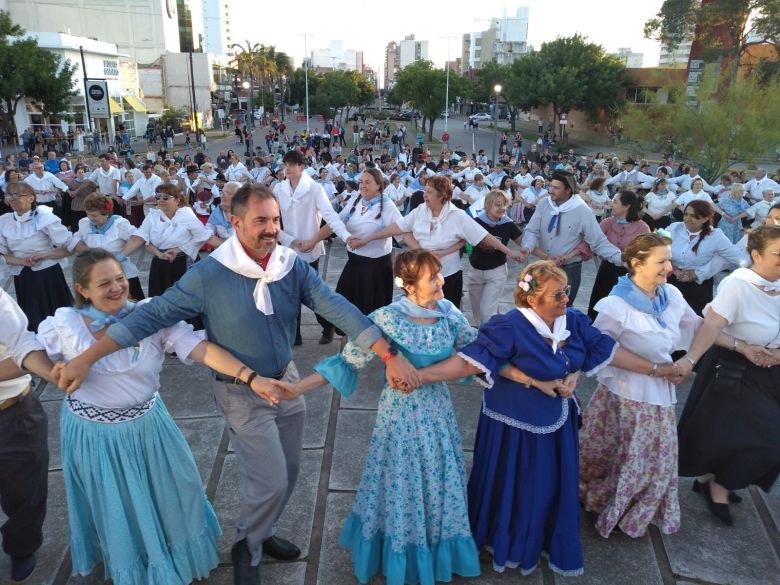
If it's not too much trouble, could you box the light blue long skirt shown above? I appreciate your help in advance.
[60,396,221,585]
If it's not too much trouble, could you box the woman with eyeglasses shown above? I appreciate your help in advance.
[121,184,218,297]
[0,182,73,331]
[70,193,145,300]
[580,233,701,539]
[675,225,780,526]
[415,260,672,577]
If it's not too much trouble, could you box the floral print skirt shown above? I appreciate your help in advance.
[579,385,680,538]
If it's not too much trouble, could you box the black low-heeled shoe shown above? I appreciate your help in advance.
[702,481,734,526]
[692,479,742,503]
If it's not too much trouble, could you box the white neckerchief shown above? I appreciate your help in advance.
[421,202,455,236]
[686,228,701,239]
[727,267,780,293]
[518,307,571,352]
[210,235,297,315]
[548,194,586,217]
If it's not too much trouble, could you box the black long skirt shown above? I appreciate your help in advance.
[334,252,393,335]
[14,264,73,331]
[127,276,145,302]
[587,261,628,320]
[148,254,189,297]
[666,275,713,316]
[642,213,671,231]
[443,270,464,309]
[678,347,780,492]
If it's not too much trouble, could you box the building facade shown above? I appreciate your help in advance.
[399,34,428,70]
[461,7,529,73]
[384,41,400,89]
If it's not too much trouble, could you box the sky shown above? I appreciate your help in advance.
[231,0,667,83]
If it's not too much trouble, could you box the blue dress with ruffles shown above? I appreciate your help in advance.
[315,302,481,585]
[458,308,616,577]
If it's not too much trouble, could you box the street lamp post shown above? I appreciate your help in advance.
[242,81,252,127]
[491,84,502,165]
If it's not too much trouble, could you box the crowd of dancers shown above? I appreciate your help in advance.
[0,137,779,585]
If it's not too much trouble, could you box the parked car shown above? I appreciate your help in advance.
[469,112,493,122]
[393,110,420,121]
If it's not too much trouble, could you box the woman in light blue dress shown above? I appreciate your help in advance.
[278,250,488,585]
[715,183,750,243]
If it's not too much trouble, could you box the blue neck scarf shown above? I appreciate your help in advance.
[209,206,231,229]
[476,211,511,227]
[391,296,456,319]
[610,276,669,328]
[616,218,629,225]
[90,214,119,235]
[76,301,136,332]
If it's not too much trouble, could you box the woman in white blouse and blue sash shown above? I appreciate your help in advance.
[0,182,73,330]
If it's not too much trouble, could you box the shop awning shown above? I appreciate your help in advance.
[108,96,124,114]
[123,95,147,113]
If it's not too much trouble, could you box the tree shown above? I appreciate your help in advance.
[473,61,525,131]
[230,42,283,116]
[0,11,76,137]
[392,61,469,140]
[503,36,628,132]
[310,71,374,122]
[644,0,780,82]
[620,75,780,181]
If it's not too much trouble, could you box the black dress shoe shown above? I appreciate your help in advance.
[702,481,734,526]
[318,330,334,345]
[262,535,301,560]
[692,479,742,503]
[231,539,260,585]
[11,554,36,583]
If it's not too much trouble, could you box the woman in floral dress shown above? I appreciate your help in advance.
[277,249,492,585]
[580,233,702,537]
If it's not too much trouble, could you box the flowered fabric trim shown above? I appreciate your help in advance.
[481,396,569,434]
[584,341,619,377]
[66,394,157,423]
[457,351,493,388]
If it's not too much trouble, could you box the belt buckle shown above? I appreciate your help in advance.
[0,384,30,411]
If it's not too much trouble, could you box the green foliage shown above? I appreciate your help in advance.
[159,101,188,132]
[392,61,469,140]
[644,0,780,81]
[309,71,374,121]
[0,11,77,135]
[503,35,629,125]
[620,75,780,181]
[288,67,321,108]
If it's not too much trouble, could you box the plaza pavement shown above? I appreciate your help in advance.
[1,125,778,585]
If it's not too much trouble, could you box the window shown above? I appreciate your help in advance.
[625,87,657,104]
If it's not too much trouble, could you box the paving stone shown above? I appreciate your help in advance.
[301,385,332,449]
[662,477,780,585]
[449,382,483,451]
[337,359,385,410]
[44,400,62,470]
[159,362,222,418]
[177,417,225,486]
[554,513,663,585]
[213,450,323,561]
[329,409,376,491]
[0,472,69,585]
[760,488,780,531]
[38,381,65,402]
[198,563,307,585]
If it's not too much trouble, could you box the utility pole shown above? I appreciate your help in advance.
[189,52,199,132]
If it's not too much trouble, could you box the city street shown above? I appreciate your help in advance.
[1,125,778,585]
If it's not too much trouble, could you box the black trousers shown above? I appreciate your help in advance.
[296,258,333,338]
[562,261,583,307]
[0,391,49,558]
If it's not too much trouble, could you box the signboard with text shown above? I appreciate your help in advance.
[86,79,110,118]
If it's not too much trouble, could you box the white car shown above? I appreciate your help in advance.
[470,113,493,122]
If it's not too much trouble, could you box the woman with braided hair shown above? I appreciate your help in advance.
[666,200,744,315]
[308,168,404,334]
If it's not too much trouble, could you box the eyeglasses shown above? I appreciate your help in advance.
[155,194,175,201]
[547,285,571,302]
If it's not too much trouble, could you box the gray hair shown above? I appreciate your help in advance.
[222,181,242,196]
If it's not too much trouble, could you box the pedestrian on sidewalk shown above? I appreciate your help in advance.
[53,185,420,585]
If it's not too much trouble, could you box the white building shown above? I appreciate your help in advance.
[202,0,233,56]
[612,47,644,68]
[1,0,181,65]
[311,40,363,72]
[462,7,529,72]
[12,32,152,147]
[659,41,693,67]
[399,34,428,69]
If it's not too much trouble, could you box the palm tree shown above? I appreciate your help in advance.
[273,51,293,117]
[230,40,262,125]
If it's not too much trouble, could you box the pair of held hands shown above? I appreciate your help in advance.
[154,247,182,263]
[672,344,780,378]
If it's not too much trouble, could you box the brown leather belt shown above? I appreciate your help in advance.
[0,384,31,412]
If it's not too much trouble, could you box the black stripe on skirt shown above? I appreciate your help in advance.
[14,264,73,331]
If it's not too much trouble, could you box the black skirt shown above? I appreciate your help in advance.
[587,261,628,320]
[678,347,780,492]
[642,213,671,231]
[127,276,145,302]
[148,254,189,297]
[334,252,393,335]
[14,264,73,331]
[443,270,464,309]
[666,274,713,316]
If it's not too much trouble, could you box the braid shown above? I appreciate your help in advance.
[346,193,363,221]
[376,195,384,220]
[692,221,711,253]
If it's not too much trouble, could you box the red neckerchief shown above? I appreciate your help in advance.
[239,240,272,270]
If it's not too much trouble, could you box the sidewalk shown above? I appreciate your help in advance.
[1,238,778,585]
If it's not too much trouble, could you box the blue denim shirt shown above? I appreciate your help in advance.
[108,255,382,377]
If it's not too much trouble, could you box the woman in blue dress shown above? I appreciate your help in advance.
[419,260,672,577]
[276,249,522,585]
[714,182,750,243]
